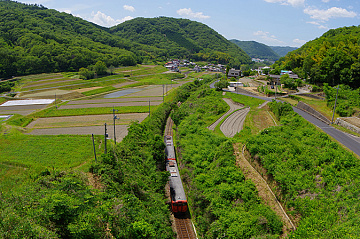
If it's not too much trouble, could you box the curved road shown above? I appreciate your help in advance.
[220,107,250,137]
[210,82,360,157]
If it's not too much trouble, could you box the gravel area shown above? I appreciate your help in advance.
[0,110,36,116]
[220,107,250,137]
[27,113,148,129]
[59,101,161,109]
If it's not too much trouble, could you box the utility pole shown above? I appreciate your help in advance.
[55,93,57,109]
[92,134,97,163]
[104,123,108,154]
[331,85,339,124]
[112,108,119,144]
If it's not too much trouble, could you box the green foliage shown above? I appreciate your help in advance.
[268,100,294,120]
[93,61,107,75]
[0,99,176,238]
[0,80,16,93]
[224,92,265,108]
[171,86,283,238]
[78,67,94,80]
[311,84,321,92]
[247,101,360,238]
[230,40,280,61]
[6,114,33,127]
[275,26,360,88]
[323,83,359,117]
[0,1,142,78]
[88,101,175,238]
[111,17,251,67]
[280,74,297,90]
[270,46,298,57]
[214,79,229,91]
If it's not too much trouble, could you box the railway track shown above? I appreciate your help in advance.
[175,215,196,239]
[165,117,174,136]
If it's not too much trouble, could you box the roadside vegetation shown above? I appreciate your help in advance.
[244,101,360,238]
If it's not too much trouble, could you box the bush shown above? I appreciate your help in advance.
[214,79,229,91]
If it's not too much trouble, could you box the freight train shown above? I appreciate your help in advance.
[164,135,188,213]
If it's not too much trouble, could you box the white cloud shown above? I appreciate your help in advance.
[176,8,210,19]
[89,11,133,27]
[293,38,307,46]
[322,0,330,2]
[264,0,304,7]
[306,21,328,29]
[123,5,135,12]
[304,7,357,21]
[253,31,285,44]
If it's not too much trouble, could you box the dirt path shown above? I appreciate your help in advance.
[220,107,250,137]
[233,143,295,237]
[207,98,244,131]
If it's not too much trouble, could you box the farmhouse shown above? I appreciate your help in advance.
[228,68,241,78]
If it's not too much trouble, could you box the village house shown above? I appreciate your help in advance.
[228,68,241,78]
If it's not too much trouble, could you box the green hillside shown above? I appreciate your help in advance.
[275,25,360,88]
[110,17,251,67]
[270,46,298,57]
[230,40,280,61]
[0,1,154,78]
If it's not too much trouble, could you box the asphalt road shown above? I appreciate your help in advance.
[211,82,360,157]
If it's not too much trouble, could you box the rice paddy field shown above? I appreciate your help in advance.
[0,65,196,181]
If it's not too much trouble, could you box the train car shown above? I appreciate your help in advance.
[166,159,188,213]
[164,135,176,160]
[164,135,188,213]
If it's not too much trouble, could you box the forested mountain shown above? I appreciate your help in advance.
[230,40,280,61]
[0,1,250,79]
[275,25,360,88]
[110,17,251,67]
[0,1,152,78]
[270,46,298,57]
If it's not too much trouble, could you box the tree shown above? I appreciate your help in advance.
[94,61,107,75]
[280,74,297,90]
[108,65,115,75]
[262,68,270,75]
[214,79,229,91]
[79,67,94,80]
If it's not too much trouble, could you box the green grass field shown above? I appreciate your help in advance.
[224,92,265,107]
[0,131,102,192]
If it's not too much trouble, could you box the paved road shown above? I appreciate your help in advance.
[210,82,360,157]
[207,98,244,131]
[220,107,250,137]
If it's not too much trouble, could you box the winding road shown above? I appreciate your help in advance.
[210,80,360,157]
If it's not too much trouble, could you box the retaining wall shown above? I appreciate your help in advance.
[296,101,330,124]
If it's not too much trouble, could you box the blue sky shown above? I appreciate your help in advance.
[19,0,359,47]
